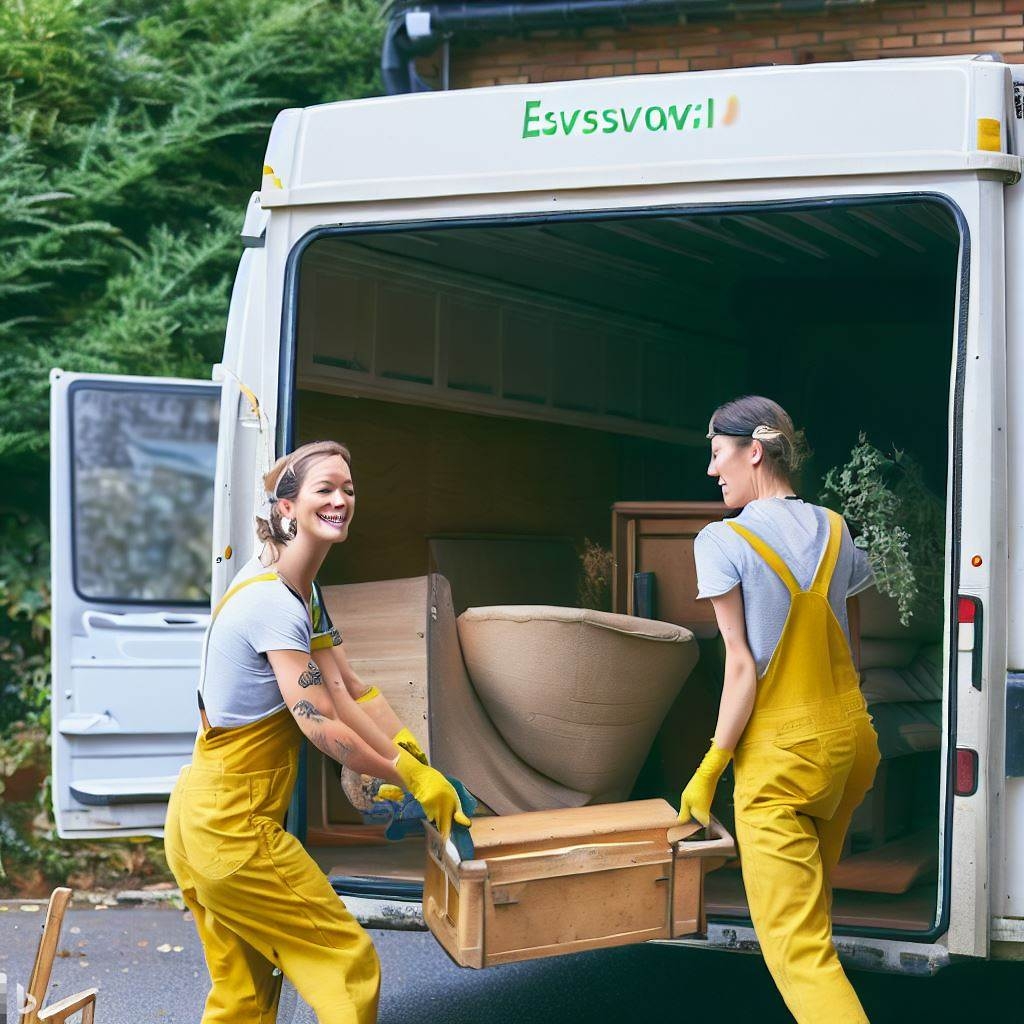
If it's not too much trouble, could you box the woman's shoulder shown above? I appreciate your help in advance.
[695,517,746,560]
[217,563,305,625]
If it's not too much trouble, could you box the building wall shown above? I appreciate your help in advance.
[412,0,1024,88]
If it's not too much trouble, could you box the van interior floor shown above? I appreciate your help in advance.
[311,839,426,883]
[704,869,937,933]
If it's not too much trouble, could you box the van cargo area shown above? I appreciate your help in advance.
[293,198,958,937]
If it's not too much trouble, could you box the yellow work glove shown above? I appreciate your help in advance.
[678,742,732,828]
[391,748,471,840]
[375,728,429,802]
[393,726,428,765]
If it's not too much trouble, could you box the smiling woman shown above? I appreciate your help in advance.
[163,438,469,1022]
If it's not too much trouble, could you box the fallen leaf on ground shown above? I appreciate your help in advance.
[137,939,149,947]
[69,926,81,934]
[156,943,173,953]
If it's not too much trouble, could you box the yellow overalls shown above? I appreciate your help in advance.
[164,574,380,1024]
[729,510,881,1024]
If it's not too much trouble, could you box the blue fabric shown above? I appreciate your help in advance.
[369,776,477,859]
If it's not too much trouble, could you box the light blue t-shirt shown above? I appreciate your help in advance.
[693,498,873,677]
[197,555,342,728]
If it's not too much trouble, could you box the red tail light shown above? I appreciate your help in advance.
[955,748,978,797]
[957,595,983,691]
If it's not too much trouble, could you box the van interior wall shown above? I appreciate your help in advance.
[297,389,710,588]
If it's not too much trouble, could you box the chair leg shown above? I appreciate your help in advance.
[23,888,73,1024]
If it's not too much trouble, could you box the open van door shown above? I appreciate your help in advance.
[49,370,219,838]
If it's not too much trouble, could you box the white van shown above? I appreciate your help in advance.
[49,54,1024,974]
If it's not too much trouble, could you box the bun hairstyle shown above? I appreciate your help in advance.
[256,440,352,557]
[707,396,809,480]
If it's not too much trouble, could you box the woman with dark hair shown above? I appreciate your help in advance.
[165,440,469,1024]
[678,397,880,1023]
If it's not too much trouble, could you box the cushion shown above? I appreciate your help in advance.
[457,606,698,803]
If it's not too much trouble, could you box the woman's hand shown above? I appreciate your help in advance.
[678,742,732,827]
[391,749,470,841]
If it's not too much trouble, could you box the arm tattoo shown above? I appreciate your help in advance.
[297,660,323,688]
[334,738,354,766]
[291,699,323,721]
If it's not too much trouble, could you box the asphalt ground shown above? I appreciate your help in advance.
[1,903,1022,1023]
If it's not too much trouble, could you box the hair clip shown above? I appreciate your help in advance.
[255,490,277,522]
[752,425,783,441]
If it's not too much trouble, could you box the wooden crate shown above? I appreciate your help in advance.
[423,799,734,968]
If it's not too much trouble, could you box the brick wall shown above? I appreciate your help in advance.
[411,0,1024,88]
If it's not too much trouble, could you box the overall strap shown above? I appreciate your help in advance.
[810,510,844,597]
[210,572,279,622]
[198,572,280,706]
[727,522,801,596]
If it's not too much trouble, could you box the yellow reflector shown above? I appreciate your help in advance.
[263,163,274,175]
[977,117,1001,152]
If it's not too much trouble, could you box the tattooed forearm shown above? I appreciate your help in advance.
[292,699,323,721]
[334,738,354,766]
[297,661,323,688]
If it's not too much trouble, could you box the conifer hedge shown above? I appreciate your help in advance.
[0,0,383,886]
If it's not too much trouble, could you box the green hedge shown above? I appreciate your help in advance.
[0,0,383,889]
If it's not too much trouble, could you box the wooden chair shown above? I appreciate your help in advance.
[18,887,97,1024]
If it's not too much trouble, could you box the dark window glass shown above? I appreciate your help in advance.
[71,385,219,603]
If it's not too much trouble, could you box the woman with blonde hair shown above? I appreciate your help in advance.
[165,440,469,1023]
[679,396,880,1023]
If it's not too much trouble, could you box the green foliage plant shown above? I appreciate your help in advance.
[0,0,384,887]
[820,434,945,627]
[578,539,614,611]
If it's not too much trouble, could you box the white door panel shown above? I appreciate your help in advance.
[50,370,219,838]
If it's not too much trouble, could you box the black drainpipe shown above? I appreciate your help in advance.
[382,0,878,95]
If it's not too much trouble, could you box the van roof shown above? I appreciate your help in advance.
[259,55,1020,208]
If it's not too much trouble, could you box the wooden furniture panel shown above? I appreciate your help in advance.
[312,577,429,834]
[612,501,726,638]
[423,800,734,968]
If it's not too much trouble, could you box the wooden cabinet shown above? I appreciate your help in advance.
[612,501,727,638]
[423,800,734,968]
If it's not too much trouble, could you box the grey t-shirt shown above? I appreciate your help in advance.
[199,556,312,728]
[694,498,874,677]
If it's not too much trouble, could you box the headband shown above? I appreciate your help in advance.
[706,421,785,441]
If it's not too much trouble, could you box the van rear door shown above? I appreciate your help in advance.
[49,370,219,838]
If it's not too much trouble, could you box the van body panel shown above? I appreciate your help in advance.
[946,177,1007,957]
[49,371,219,838]
[211,247,275,600]
[999,140,1024,919]
[259,58,1019,210]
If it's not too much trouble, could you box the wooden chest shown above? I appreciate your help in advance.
[424,799,734,968]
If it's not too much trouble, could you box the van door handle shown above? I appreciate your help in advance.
[59,712,118,734]
[82,610,208,633]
